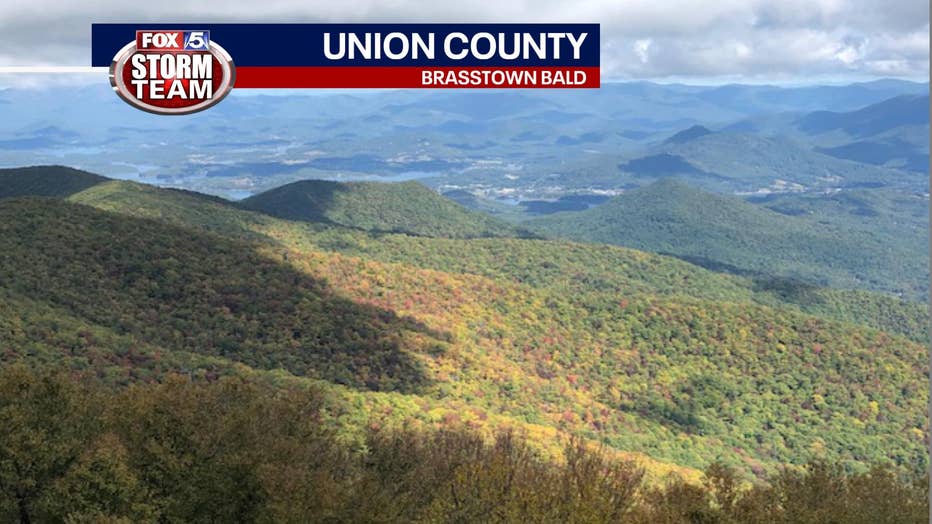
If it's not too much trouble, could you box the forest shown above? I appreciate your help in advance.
[0,368,926,523]
[0,167,927,522]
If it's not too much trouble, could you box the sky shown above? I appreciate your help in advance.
[0,0,927,84]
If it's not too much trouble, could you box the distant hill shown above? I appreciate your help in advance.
[242,179,530,239]
[725,95,930,173]
[664,125,713,144]
[0,165,107,198]
[688,80,929,116]
[575,129,912,196]
[519,194,613,215]
[539,131,866,193]
[529,179,929,299]
[815,140,928,173]
[796,95,930,138]
[748,187,929,237]
[798,96,930,172]
[618,153,722,180]
[651,131,924,192]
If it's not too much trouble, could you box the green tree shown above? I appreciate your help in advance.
[0,367,100,523]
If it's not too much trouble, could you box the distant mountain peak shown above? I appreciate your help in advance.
[664,125,713,144]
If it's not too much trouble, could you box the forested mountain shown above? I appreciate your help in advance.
[727,95,930,173]
[529,179,929,300]
[0,165,107,198]
[802,96,931,172]
[796,95,930,138]
[664,125,714,144]
[241,179,531,238]
[748,187,929,240]
[0,167,925,482]
[0,81,925,202]
[63,176,930,343]
[649,131,920,191]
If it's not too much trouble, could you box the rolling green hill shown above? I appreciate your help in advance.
[0,165,107,198]
[0,198,442,392]
[654,132,922,191]
[748,187,929,240]
[0,194,925,482]
[796,95,930,138]
[547,125,926,198]
[529,179,929,300]
[730,95,930,173]
[0,167,927,485]
[62,178,929,343]
[241,179,531,239]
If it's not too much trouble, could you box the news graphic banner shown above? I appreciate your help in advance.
[91,24,600,114]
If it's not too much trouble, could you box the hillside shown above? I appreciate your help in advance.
[559,126,924,197]
[726,95,930,173]
[63,178,929,343]
[796,95,930,138]
[0,168,926,480]
[748,188,929,240]
[529,179,929,300]
[663,125,713,144]
[0,197,446,391]
[800,96,931,172]
[618,153,720,180]
[0,196,927,481]
[652,132,923,192]
[241,179,530,239]
[0,165,107,198]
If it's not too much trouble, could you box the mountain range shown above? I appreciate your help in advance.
[726,94,930,174]
[0,80,925,200]
[0,166,926,489]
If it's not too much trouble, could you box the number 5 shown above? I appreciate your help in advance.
[186,31,207,50]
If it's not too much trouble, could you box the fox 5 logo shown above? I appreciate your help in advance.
[137,30,210,51]
[182,31,210,50]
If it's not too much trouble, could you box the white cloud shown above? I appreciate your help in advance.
[0,0,926,81]
[634,39,652,63]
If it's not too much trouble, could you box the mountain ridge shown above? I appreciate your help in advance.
[0,165,926,482]
[529,179,929,300]
[0,195,925,479]
[241,178,533,239]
